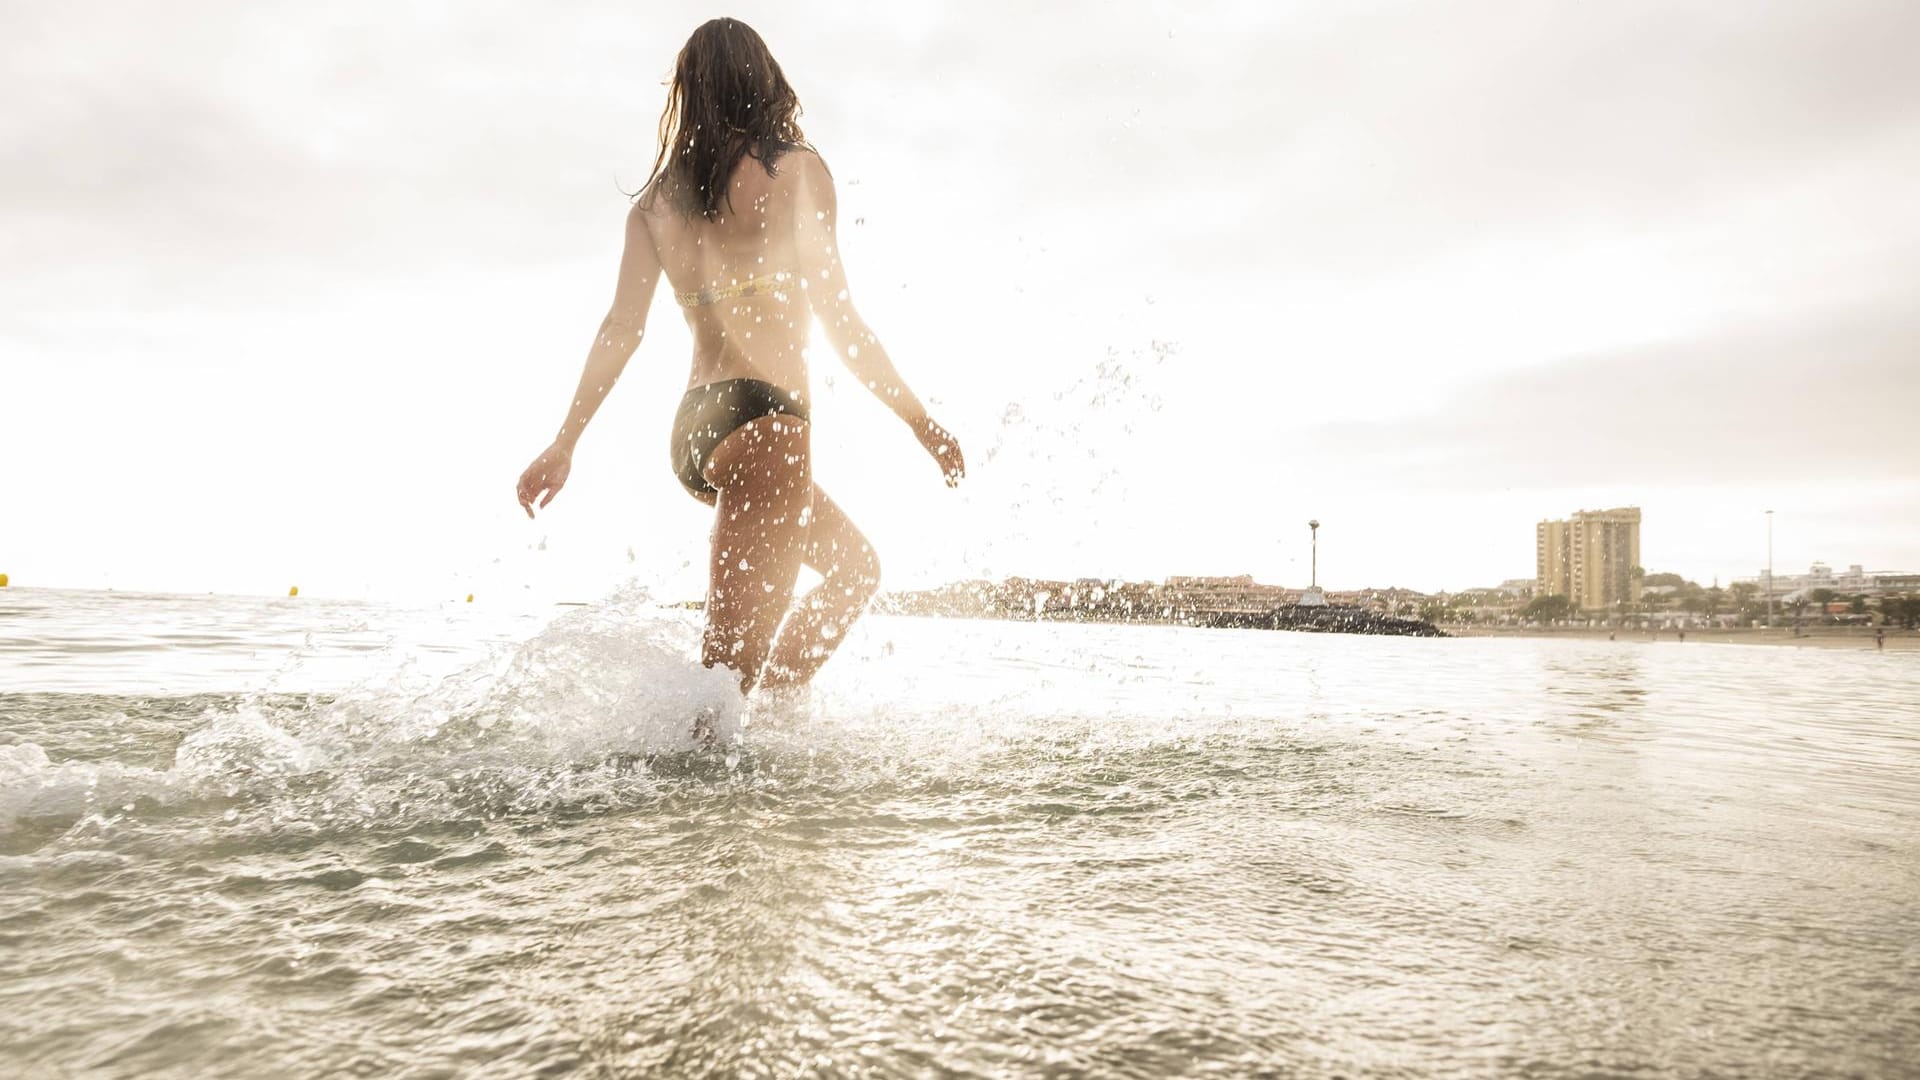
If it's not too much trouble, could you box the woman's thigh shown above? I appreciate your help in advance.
[703,414,811,494]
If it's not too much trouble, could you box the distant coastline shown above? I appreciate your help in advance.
[1452,625,1918,651]
[875,576,1443,636]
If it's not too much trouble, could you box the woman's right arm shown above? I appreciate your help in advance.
[517,203,663,517]
[793,154,965,487]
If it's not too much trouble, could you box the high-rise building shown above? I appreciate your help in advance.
[1536,519,1571,602]
[1535,507,1642,610]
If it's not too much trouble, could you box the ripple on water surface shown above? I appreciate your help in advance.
[1,592,1917,1077]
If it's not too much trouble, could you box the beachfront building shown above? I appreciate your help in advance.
[1160,575,1296,615]
[1329,587,1430,615]
[1536,519,1571,603]
[1735,562,1920,600]
[1536,507,1642,611]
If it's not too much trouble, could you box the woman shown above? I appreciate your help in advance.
[515,18,964,696]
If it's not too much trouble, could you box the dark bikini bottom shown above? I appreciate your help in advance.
[669,378,810,498]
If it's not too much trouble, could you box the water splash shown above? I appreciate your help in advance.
[1,589,745,845]
[965,339,1175,576]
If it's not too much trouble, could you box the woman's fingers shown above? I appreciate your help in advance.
[917,421,964,487]
[516,452,566,517]
[515,444,574,517]
[939,441,964,486]
[516,472,538,516]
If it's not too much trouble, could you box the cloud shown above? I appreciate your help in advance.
[9,0,1917,299]
[4,0,1919,592]
[1308,290,1920,490]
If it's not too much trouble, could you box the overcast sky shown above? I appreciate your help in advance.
[4,0,1917,601]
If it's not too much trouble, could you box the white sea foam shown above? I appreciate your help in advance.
[0,742,171,834]
[1,589,750,839]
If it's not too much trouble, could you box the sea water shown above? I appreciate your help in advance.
[1,588,1916,1077]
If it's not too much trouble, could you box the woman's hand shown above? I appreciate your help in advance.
[911,416,965,488]
[516,442,573,518]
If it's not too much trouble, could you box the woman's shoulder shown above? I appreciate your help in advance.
[767,141,829,177]
[629,173,676,216]
[772,146,834,206]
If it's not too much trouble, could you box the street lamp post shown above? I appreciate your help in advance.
[1309,520,1320,589]
[1766,507,1781,626]
[1299,519,1327,607]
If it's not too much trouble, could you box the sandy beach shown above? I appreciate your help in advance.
[1453,625,1920,651]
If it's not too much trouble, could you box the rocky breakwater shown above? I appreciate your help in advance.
[1201,606,1446,637]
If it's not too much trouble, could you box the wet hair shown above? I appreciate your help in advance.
[639,18,810,221]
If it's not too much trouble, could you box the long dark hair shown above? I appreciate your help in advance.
[640,18,809,221]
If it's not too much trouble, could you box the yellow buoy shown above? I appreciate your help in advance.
[0,573,9,587]
[466,593,474,603]
[288,585,300,597]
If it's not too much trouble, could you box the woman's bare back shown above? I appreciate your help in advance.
[638,146,833,393]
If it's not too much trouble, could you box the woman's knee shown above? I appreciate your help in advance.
[835,542,882,602]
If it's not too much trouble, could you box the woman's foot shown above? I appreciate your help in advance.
[747,681,813,729]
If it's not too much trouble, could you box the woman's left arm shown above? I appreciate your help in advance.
[517,204,663,517]
[793,154,965,488]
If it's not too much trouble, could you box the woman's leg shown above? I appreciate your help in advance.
[759,487,882,690]
[701,414,813,692]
